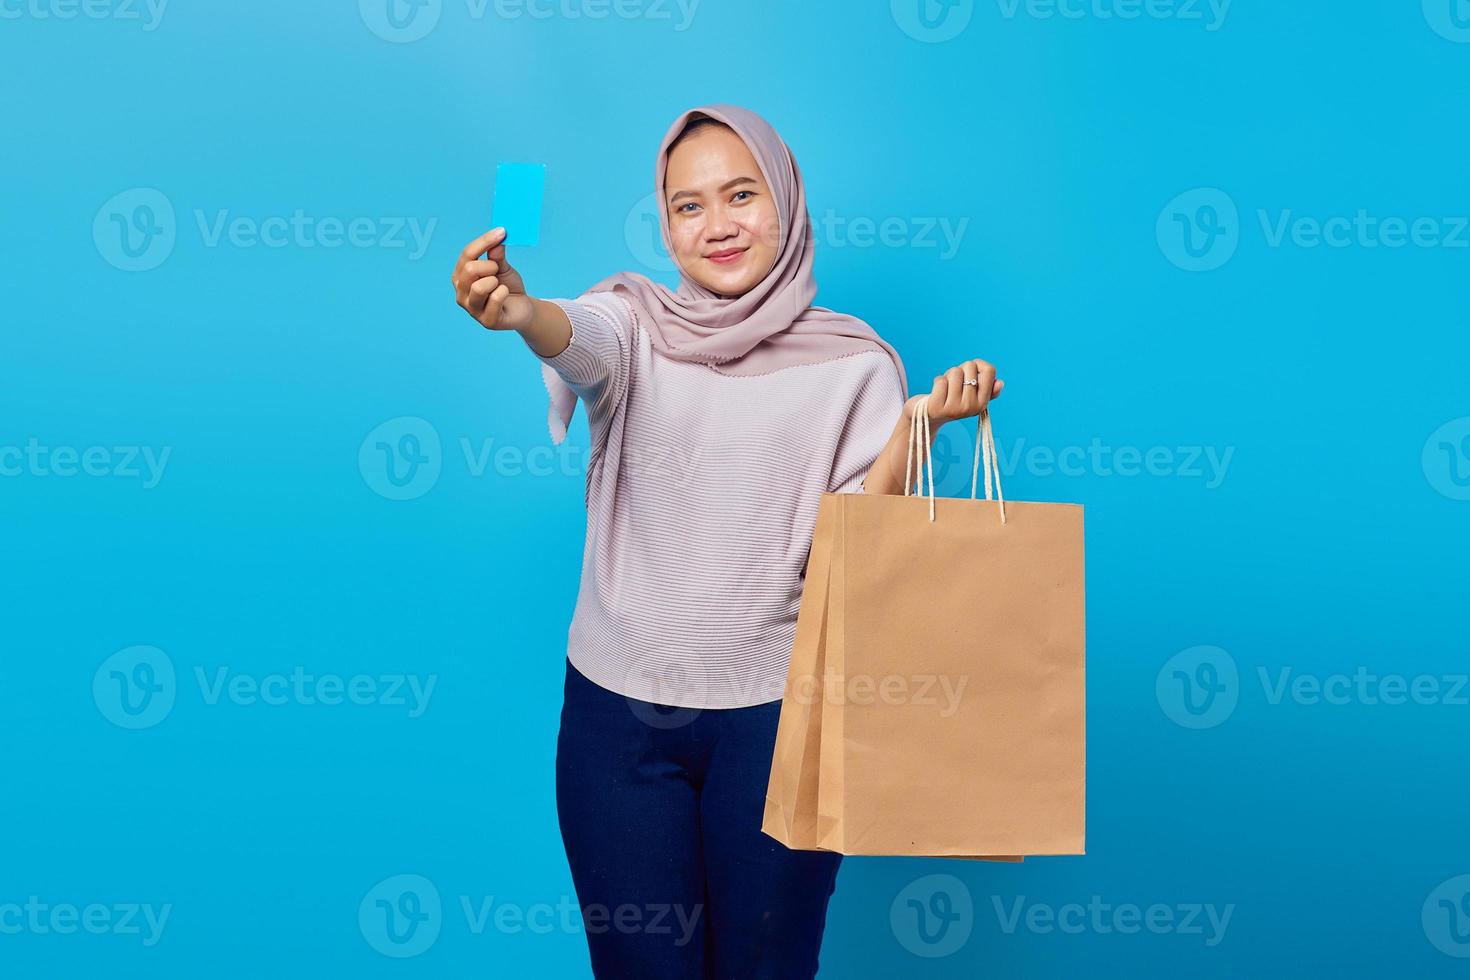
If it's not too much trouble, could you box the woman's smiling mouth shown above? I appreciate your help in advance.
[706,247,747,264]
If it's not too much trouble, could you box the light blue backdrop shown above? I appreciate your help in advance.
[3,0,1468,976]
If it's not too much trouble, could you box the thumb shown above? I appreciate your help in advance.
[489,243,525,290]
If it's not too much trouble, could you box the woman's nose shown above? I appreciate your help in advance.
[705,204,737,240]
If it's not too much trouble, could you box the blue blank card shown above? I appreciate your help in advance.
[492,162,545,247]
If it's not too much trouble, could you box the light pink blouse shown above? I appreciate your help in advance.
[536,291,905,708]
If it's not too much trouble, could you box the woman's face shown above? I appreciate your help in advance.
[663,125,780,297]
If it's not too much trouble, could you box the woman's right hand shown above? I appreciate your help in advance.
[452,227,533,331]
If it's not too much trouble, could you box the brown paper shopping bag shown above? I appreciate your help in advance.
[763,402,1085,858]
[761,490,838,849]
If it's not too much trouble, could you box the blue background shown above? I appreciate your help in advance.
[4,0,1468,975]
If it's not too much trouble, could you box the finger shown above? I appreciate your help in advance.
[461,259,500,280]
[479,283,510,328]
[930,375,948,419]
[943,366,967,418]
[484,243,516,289]
[992,379,1005,400]
[466,275,500,314]
[971,360,997,411]
[456,260,501,306]
[456,227,508,272]
[959,361,980,414]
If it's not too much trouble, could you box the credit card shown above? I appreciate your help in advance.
[491,162,545,247]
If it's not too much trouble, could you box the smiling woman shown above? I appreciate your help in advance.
[449,103,1004,978]
[663,118,782,296]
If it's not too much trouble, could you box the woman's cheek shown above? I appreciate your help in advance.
[756,211,781,250]
[671,225,701,264]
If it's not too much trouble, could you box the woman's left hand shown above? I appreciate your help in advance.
[904,359,1004,426]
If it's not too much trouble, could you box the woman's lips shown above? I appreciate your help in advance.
[706,247,747,265]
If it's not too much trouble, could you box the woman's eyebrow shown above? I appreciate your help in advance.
[668,176,758,205]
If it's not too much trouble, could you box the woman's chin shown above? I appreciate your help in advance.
[697,262,759,296]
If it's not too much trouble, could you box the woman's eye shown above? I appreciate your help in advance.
[678,202,700,214]
[732,191,753,203]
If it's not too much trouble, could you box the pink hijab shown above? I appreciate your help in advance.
[542,103,909,444]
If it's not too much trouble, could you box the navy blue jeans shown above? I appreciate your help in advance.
[555,658,843,979]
